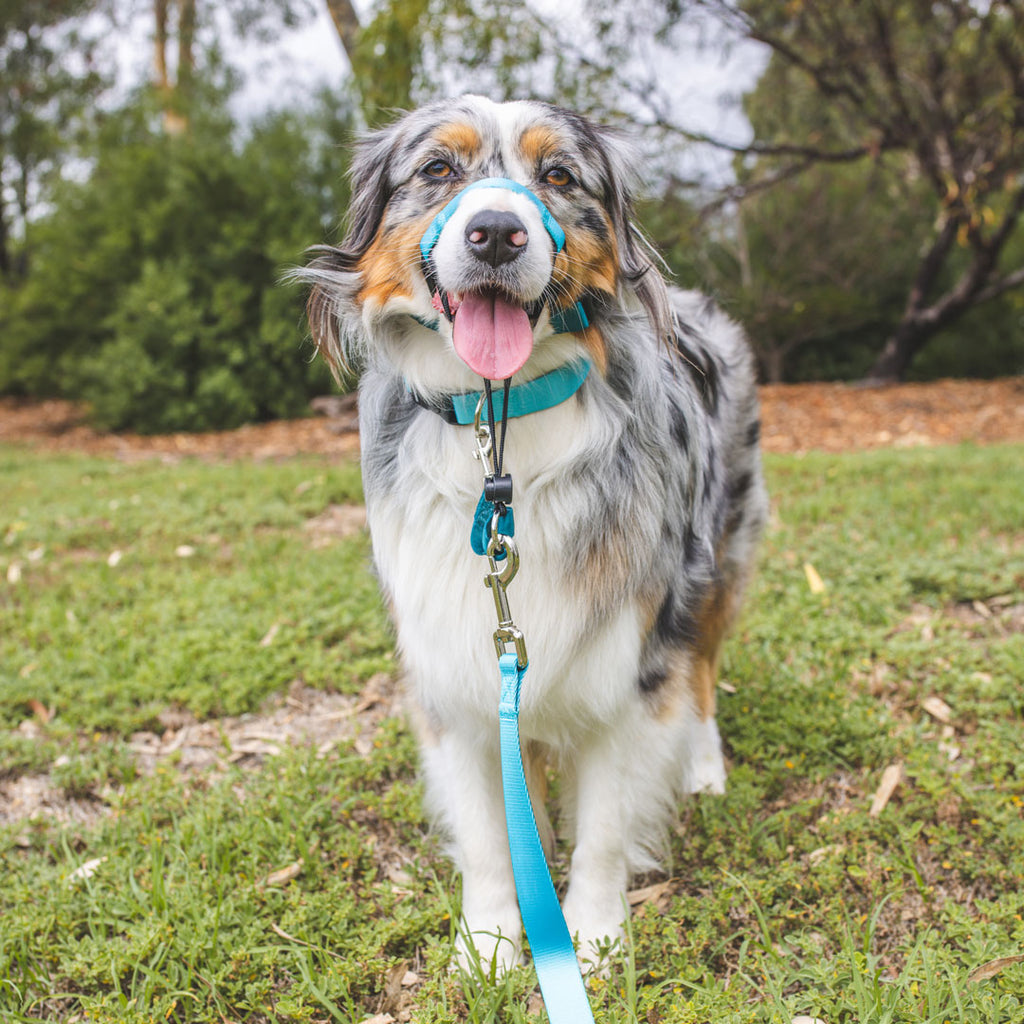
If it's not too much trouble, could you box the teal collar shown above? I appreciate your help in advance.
[408,358,592,425]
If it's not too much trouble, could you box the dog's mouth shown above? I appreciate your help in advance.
[432,289,544,381]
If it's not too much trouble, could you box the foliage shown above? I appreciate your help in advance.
[0,87,352,430]
[0,0,110,279]
[152,0,318,130]
[702,161,926,381]
[353,0,432,122]
[1,442,1023,1020]
[698,0,1024,380]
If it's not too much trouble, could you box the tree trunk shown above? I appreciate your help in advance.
[177,0,195,94]
[0,199,12,280]
[865,319,932,382]
[762,346,785,384]
[324,0,362,68]
[153,0,193,134]
[154,0,170,94]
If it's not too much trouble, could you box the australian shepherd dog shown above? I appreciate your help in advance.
[300,95,767,970]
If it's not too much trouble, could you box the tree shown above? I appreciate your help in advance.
[321,0,653,127]
[690,0,1024,381]
[0,0,108,279]
[150,0,316,132]
[0,89,353,424]
[322,0,433,123]
[686,163,927,381]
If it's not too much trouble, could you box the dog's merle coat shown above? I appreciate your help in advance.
[300,95,767,969]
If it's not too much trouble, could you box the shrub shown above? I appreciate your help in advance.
[0,89,352,432]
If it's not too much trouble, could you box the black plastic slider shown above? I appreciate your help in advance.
[484,474,514,505]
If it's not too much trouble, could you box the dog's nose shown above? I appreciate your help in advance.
[464,210,528,267]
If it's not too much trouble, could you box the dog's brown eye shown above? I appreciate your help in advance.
[543,166,574,187]
[422,159,455,179]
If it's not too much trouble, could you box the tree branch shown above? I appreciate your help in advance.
[974,265,1024,304]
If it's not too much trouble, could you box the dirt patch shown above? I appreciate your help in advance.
[0,398,360,462]
[0,675,401,833]
[2,378,1022,461]
[303,503,368,546]
[757,377,1024,454]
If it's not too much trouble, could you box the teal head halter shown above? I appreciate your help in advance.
[417,176,587,336]
[419,177,567,262]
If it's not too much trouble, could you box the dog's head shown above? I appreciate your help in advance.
[303,95,670,390]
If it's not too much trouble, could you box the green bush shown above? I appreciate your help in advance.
[0,89,352,432]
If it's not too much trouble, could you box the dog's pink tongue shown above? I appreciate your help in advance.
[452,292,533,380]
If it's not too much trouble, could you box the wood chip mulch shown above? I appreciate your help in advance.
[1,378,1021,461]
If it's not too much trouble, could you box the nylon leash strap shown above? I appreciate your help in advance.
[471,395,595,1023]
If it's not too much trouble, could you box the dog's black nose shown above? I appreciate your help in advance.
[464,210,528,267]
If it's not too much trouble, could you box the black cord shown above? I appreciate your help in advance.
[498,378,510,476]
[483,378,513,505]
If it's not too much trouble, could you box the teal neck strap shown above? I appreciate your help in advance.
[408,358,592,425]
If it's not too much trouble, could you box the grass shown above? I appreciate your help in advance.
[1,441,1022,1023]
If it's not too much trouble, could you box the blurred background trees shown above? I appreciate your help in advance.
[1,0,1021,430]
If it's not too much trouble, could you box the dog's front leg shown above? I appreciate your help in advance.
[422,729,523,972]
[560,728,637,970]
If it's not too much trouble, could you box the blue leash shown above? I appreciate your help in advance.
[467,390,596,1024]
[432,179,597,1021]
[499,654,596,1022]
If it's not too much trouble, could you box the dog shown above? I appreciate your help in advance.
[299,95,767,970]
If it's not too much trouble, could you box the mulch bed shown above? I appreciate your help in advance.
[1,378,1022,460]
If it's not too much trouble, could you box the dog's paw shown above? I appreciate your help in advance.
[687,716,727,794]
[561,893,626,978]
[688,751,727,794]
[574,932,622,979]
[454,932,522,978]
[454,921,522,978]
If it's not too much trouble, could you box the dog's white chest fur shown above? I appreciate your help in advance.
[364,381,645,747]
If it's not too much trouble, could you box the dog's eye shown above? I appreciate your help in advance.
[543,166,575,188]
[421,159,456,179]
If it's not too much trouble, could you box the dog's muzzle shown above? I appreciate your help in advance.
[419,178,568,382]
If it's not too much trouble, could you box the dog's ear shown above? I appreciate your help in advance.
[339,124,401,262]
[299,120,403,379]
[587,123,673,347]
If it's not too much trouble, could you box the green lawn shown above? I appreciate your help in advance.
[1,442,1022,1023]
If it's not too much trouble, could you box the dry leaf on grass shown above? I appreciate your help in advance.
[968,954,1024,983]
[921,695,953,724]
[259,622,282,647]
[68,857,107,882]
[806,844,844,866]
[869,764,902,817]
[263,859,303,886]
[627,879,674,908]
[27,698,51,723]
[803,562,827,594]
